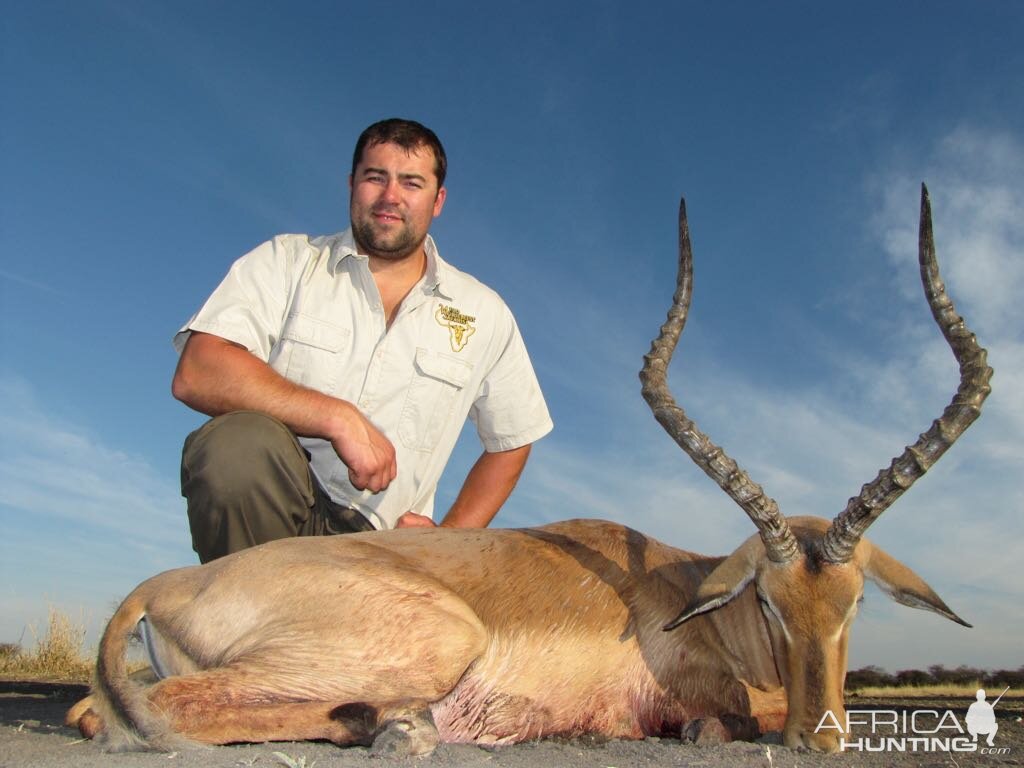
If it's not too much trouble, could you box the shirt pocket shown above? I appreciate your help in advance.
[276,312,352,392]
[399,347,474,452]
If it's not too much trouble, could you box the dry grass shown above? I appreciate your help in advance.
[0,608,93,681]
[849,683,1023,699]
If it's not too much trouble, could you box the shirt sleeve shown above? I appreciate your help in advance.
[172,237,292,360]
[470,307,553,452]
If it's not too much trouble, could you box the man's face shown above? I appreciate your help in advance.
[349,142,446,261]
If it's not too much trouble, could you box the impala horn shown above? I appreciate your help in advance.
[821,184,993,564]
[640,198,800,564]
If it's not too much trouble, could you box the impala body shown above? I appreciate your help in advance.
[69,187,988,755]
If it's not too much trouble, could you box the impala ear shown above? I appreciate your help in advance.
[664,537,760,631]
[862,541,972,627]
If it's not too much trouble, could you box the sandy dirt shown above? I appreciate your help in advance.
[2,681,1021,768]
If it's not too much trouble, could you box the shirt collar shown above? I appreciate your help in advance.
[329,229,453,301]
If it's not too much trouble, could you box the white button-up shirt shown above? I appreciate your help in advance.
[174,230,553,529]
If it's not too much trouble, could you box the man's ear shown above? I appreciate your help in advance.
[433,186,447,217]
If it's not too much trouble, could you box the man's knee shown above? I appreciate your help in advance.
[181,412,319,561]
[181,411,311,501]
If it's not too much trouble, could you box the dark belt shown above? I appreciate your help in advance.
[323,500,376,534]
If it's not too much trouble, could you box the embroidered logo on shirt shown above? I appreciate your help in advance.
[435,304,476,352]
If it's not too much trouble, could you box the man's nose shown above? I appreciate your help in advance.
[379,179,402,203]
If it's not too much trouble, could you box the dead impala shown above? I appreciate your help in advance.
[68,185,990,755]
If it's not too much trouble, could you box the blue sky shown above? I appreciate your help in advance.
[2,1,1021,673]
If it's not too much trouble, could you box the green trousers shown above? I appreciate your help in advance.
[180,411,374,563]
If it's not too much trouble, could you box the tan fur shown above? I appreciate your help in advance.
[68,516,962,754]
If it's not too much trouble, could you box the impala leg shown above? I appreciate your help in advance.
[98,564,487,751]
[143,609,484,753]
[77,684,384,747]
[145,672,375,746]
[743,684,788,734]
[147,675,441,752]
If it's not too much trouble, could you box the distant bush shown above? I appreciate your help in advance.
[845,665,894,689]
[847,664,1024,692]
[895,668,932,687]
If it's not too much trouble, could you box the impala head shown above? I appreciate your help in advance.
[640,186,991,752]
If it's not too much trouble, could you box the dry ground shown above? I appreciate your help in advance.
[1,681,1021,768]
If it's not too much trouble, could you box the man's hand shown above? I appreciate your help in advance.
[329,404,397,493]
[396,511,437,528]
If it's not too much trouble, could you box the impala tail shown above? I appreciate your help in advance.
[83,587,192,751]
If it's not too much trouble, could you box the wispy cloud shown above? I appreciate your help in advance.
[871,125,1024,334]
[0,268,66,297]
[0,375,194,644]
[0,377,187,550]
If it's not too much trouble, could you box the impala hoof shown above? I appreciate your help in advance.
[65,696,104,739]
[682,717,730,745]
[370,711,439,758]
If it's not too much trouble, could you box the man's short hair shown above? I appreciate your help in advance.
[352,118,447,189]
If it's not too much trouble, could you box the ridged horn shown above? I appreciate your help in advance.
[640,198,800,564]
[821,184,994,564]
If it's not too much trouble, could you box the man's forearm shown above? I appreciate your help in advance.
[172,331,396,492]
[440,444,532,528]
[172,332,345,435]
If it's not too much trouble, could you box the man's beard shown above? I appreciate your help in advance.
[351,209,424,261]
